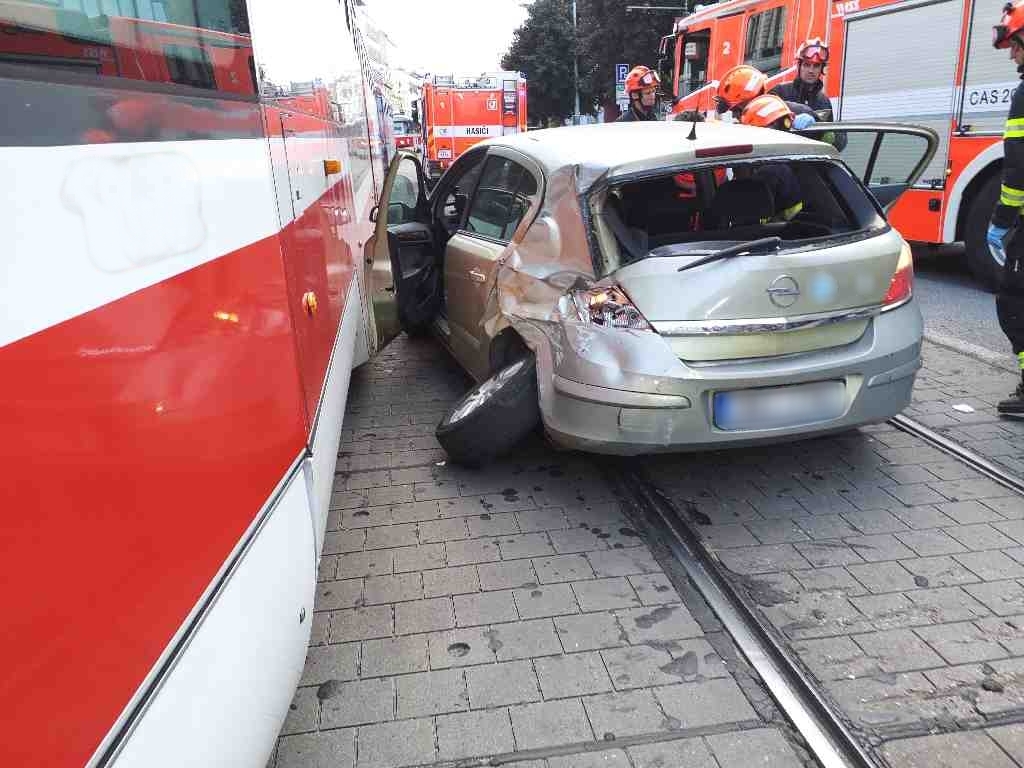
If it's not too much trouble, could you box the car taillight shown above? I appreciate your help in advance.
[571,285,651,330]
[881,242,913,311]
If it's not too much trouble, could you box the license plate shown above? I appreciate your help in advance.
[437,149,452,159]
[713,380,846,431]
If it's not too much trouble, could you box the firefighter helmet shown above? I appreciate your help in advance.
[624,65,660,95]
[716,65,768,109]
[795,37,830,64]
[739,95,794,130]
[994,0,1024,49]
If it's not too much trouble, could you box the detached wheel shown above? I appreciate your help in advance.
[964,174,1003,292]
[436,354,540,466]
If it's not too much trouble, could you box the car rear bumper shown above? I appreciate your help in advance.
[538,300,923,455]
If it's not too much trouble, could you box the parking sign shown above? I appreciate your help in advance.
[616,63,629,83]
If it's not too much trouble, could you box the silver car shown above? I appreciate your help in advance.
[365,120,937,463]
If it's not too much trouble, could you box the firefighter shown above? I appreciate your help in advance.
[988,0,1024,416]
[738,95,804,223]
[714,64,768,120]
[617,65,661,122]
[770,38,835,120]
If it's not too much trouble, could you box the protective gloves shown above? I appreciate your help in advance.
[988,224,1010,268]
[792,113,816,130]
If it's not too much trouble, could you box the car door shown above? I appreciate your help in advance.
[365,151,435,354]
[796,123,939,211]
[443,151,542,381]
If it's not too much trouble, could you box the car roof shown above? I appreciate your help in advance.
[486,121,837,181]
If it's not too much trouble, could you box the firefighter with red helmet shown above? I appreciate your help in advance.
[714,64,768,120]
[770,38,834,120]
[617,65,661,122]
[987,0,1024,416]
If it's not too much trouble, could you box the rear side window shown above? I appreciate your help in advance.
[594,159,886,274]
[0,0,255,96]
[744,7,786,75]
[466,156,538,242]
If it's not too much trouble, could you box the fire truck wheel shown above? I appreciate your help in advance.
[436,354,539,467]
[964,174,1002,293]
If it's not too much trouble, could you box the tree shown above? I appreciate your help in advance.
[577,1,673,115]
[501,0,581,125]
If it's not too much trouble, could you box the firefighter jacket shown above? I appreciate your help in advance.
[770,78,834,120]
[993,75,1024,229]
[617,104,657,122]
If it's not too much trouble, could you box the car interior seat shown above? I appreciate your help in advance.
[708,178,776,230]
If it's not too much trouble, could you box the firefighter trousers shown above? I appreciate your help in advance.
[999,232,1024,356]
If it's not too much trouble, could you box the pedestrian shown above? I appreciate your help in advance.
[617,65,661,122]
[714,64,768,121]
[988,0,1024,416]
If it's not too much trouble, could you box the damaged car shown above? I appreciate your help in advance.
[364,120,937,464]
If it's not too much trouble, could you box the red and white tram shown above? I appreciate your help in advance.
[0,0,403,765]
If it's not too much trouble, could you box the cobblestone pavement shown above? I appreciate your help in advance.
[907,340,1024,477]
[641,341,1024,765]
[270,335,808,768]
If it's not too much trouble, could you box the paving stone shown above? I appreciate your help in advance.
[427,627,498,669]
[454,590,519,627]
[826,672,978,733]
[900,556,980,588]
[395,597,455,635]
[280,686,318,735]
[894,529,968,557]
[466,660,541,707]
[701,523,764,548]
[793,635,883,680]
[511,698,594,749]
[318,556,338,584]
[944,524,1018,551]
[854,628,945,672]
[467,511,520,538]
[846,561,919,594]
[986,497,1024,519]
[585,547,660,577]
[975,614,1024,654]
[892,505,958,530]
[516,507,570,532]
[320,678,395,728]
[497,533,556,559]
[331,605,393,643]
[582,689,667,739]
[955,550,1024,581]
[615,603,702,644]
[629,738,718,768]
[533,554,595,584]
[988,723,1024,763]
[514,583,580,619]
[418,518,469,543]
[316,579,364,611]
[841,509,909,535]
[277,729,355,768]
[549,528,613,554]
[423,565,480,598]
[396,668,468,718]
[939,500,1006,525]
[655,679,758,728]
[347,470,391,491]
[554,613,628,653]
[601,645,679,689]
[843,534,915,562]
[763,592,873,640]
[477,560,538,591]
[364,523,418,550]
[965,580,1024,616]
[310,613,330,646]
[996,519,1024,545]
[341,506,393,529]
[492,618,564,661]
[629,573,682,605]
[931,478,1013,502]
[300,643,360,686]
[338,551,394,579]
[572,578,641,611]
[446,538,501,566]
[436,709,515,760]
[389,501,444,524]
[393,544,446,573]
[549,749,631,768]
[364,573,422,605]
[535,652,613,698]
[361,635,428,677]
[881,731,1015,768]
[324,530,367,555]
[705,728,804,768]
[356,719,436,768]
[915,620,1009,665]
[791,566,867,595]
[367,485,415,508]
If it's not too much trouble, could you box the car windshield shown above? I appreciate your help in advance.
[589,158,887,275]
[393,118,413,136]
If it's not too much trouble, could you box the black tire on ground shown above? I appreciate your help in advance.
[964,173,1003,293]
[436,354,540,467]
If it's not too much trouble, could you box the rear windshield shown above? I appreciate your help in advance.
[589,158,887,275]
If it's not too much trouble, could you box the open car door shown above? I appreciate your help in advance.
[364,151,440,354]
[796,123,938,212]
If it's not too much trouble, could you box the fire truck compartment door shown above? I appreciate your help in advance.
[798,123,938,212]
[366,152,434,351]
[837,0,961,190]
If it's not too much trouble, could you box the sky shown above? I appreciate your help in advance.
[363,0,531,74]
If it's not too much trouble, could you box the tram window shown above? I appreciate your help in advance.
[0,0,256,96]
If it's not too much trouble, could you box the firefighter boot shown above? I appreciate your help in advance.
[998,381,1024,417]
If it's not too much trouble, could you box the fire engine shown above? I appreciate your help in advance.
[419,71,528,180]
[0,0,406,765]
[393,111,422,153]
[658,0,1018,288]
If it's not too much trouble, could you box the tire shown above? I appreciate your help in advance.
[436,354,540,467]
[964,174,1003,293]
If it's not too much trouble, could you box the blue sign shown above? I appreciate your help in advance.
[616,63,629,84]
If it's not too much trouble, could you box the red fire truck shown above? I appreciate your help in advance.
[659,0,1018,288]
[420,71,527,180]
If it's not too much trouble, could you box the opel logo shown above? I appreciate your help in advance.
[767,275,800,308]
